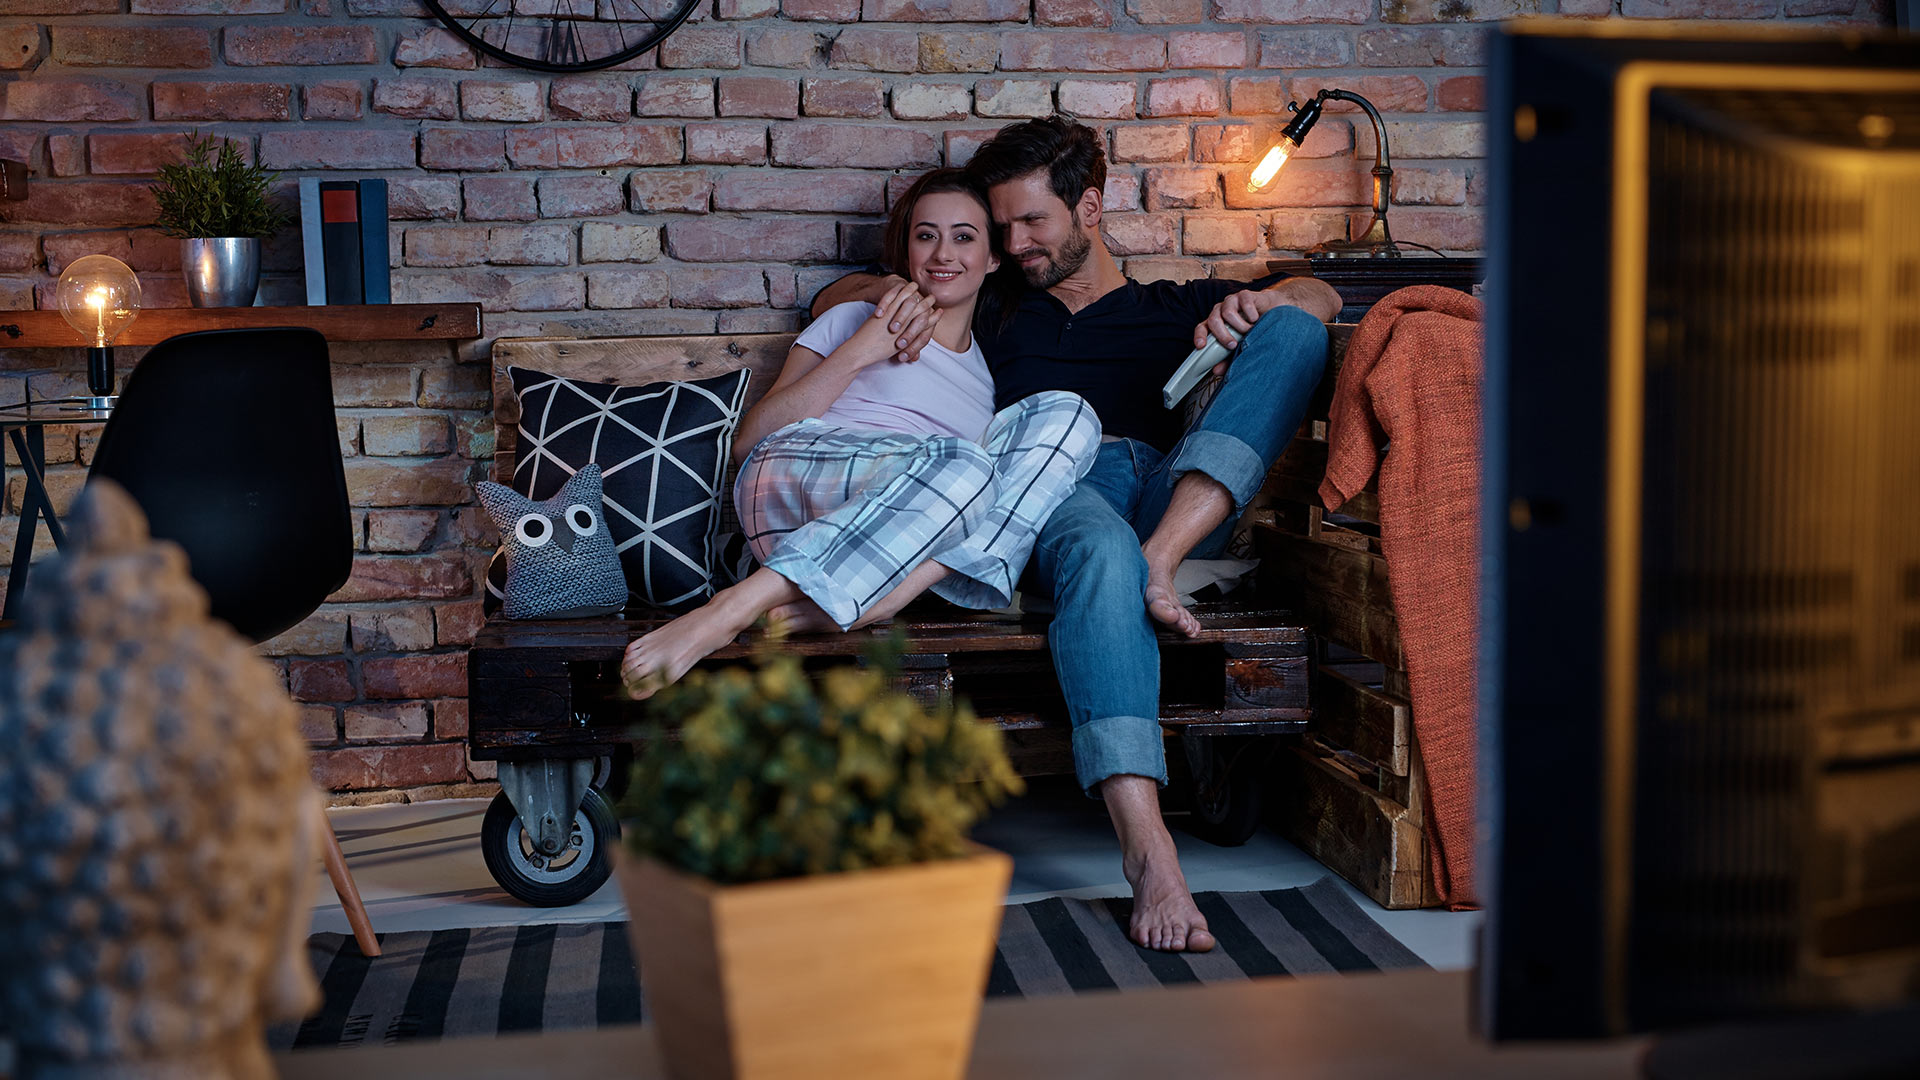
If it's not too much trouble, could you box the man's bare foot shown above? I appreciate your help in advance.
[1123,843,1215,953]
[767,598,838,634]
[621,603,754,699]
[1143,576,1200,638]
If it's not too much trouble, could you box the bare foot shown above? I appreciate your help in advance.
[767,598,839,634]
[621,604,754,699]
[1143,576,1200,638]
[1123,843,1215,953]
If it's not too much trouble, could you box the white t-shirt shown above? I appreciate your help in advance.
[793,301,996,443]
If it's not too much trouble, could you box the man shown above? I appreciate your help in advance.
[814,118,1341,953]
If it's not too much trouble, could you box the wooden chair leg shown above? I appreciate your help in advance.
[319,815,381,957]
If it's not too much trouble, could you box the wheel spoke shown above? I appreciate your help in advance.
[611,0,661,29]
[565,0,586,67]
[461,0,509,43]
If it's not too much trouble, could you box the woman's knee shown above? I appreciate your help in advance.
[923,436,996,497]
[1021,391,1104,475]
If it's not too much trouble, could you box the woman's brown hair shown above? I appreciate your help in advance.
[881,167,997,280]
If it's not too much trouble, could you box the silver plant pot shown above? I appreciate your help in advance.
[183,237,261,308]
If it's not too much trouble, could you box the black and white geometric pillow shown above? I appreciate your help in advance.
[509,364,751,610]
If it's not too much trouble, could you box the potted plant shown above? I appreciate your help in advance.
[150,132,293,308]
[617,634,1022,1080]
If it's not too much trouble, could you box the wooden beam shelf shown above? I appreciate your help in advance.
[0,303,483,348]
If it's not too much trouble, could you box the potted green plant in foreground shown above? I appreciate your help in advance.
[150,132,293,308]
[618,634,1022,1080]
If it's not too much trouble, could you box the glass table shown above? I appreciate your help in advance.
[1,398,111,621]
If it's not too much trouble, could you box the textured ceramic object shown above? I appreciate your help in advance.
[0,481,321,1079]
[183,237,261,308]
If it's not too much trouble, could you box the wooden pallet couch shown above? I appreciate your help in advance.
[466,321,1451,908]
[1250,384,1439,910]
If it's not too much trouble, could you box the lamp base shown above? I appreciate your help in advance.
[86,345,116,400]
[1309,212,1398,259]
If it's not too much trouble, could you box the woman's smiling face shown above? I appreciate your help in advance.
[906,190,998,308]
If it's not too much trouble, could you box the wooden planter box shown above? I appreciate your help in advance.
[618,846,1012,1080]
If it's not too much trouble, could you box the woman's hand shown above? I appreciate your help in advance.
[846,282,938,366]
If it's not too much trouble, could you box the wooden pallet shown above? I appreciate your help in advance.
[1250,423,1441,909]
[469,603,1312,778]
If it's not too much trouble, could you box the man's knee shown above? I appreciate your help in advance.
[1241,304,1329,379]
[1038,514,1147,589]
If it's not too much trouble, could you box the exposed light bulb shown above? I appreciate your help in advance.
[56,255,142,349]
[1248,138,1298,193]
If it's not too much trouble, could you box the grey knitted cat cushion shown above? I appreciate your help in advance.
[476,464,628,620]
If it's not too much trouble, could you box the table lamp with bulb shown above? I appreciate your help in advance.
[55,254,142,410]
[1249,88,1398,258]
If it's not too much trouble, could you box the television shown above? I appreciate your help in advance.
[1477,19,1920,1057]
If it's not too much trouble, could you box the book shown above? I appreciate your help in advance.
[357,178,390,304]
[299,177,326,305]
[319,180,363,305]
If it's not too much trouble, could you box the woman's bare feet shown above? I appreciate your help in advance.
[621,604,755,699]
[767,598,839,634]
[1143,575,1200,638]
[621,569,801,698]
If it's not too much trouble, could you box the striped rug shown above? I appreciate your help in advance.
[273,876,1423,1052]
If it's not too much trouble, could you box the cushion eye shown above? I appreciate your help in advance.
[565,503,597,537]
[515,513,552,547]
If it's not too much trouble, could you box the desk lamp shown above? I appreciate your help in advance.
[55,255,142,410]
[1250,88,1398,258]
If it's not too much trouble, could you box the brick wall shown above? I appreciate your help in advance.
[0,0,1895,801]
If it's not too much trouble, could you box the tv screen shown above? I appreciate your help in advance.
[1479,23,1920,1042]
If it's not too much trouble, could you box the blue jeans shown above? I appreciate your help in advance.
[1026,305,1329,792]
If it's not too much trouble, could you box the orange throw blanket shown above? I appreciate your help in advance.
[1319,285,1483,910]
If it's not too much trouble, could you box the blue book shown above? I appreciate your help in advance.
[357,178,390,304]
[299,177,325,305]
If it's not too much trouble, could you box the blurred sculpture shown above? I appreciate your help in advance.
[0,481,320,1079]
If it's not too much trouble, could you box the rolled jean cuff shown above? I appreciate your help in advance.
[1166,429,1269,513]
[1072,714,1168,795]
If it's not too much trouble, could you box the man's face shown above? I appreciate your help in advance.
[988,171,1093,290]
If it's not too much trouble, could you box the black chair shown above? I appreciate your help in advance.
[89,326,352,643]
[89,325,378,955]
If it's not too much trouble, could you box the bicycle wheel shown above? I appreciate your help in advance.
[423,0,701,75]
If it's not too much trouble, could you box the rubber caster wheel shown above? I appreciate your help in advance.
[1183,736,1268,847]
[481,787,618,907]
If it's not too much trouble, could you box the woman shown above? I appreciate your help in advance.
[622,169,1101,696]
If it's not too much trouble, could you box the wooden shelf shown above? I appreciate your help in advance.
[0,303,482,348]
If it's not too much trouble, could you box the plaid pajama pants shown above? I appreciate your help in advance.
[735,390,1101,630]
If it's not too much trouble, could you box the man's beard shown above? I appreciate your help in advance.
[1018,224,1092,289]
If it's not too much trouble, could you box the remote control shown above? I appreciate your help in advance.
[1162,328,1239,409]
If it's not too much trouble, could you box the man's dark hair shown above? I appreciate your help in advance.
[964,116,1107,209]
